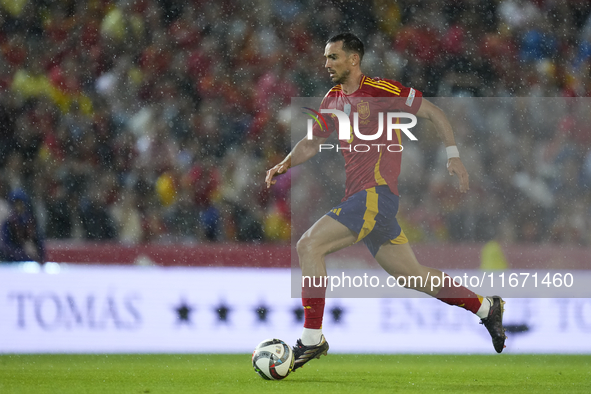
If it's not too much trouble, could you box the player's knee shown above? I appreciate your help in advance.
[296,233,322,258]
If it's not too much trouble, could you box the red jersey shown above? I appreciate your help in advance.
[313,75,423,199]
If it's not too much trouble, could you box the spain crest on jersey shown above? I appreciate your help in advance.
[357,101,370,119]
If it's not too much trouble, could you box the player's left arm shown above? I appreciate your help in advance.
[416,99,469,193]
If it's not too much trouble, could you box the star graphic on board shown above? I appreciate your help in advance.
[214,302,231,324]
[330,306,345,324]
[255,305,270,323]
[173,299,194,325]
[293,306,304,323]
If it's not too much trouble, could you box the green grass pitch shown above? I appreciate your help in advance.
[1,354,590,393]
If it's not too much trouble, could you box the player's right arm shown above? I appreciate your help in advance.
[265,134,327,188]
[416,98,469,193]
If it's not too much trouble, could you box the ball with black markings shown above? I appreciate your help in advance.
[251,338,295,380]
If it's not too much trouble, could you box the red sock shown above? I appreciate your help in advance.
[302,278,327,329]
[436,274,483,314]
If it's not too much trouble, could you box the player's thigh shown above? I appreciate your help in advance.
[375,243,443,295]
[297,214,358,257]
[374,242,434,278]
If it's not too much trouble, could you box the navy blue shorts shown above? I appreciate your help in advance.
[326,186,408,257]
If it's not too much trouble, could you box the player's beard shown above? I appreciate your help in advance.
[332,69,350,84]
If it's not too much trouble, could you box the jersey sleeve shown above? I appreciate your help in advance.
[312,92,338,138]
[383,78,423,115]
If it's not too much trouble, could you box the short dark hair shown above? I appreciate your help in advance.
[327,33,364,63]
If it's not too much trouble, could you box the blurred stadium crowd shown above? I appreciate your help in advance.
[1,0,591,253]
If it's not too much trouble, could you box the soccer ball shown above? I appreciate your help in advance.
[251,338,295,380]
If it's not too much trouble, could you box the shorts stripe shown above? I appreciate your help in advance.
[389,228,408,245]
[356,187,379,242]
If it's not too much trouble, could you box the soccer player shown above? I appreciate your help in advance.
[265,33,506,370]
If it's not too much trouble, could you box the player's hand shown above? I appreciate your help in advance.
[265,159,291,189]
[447,157,469,193]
